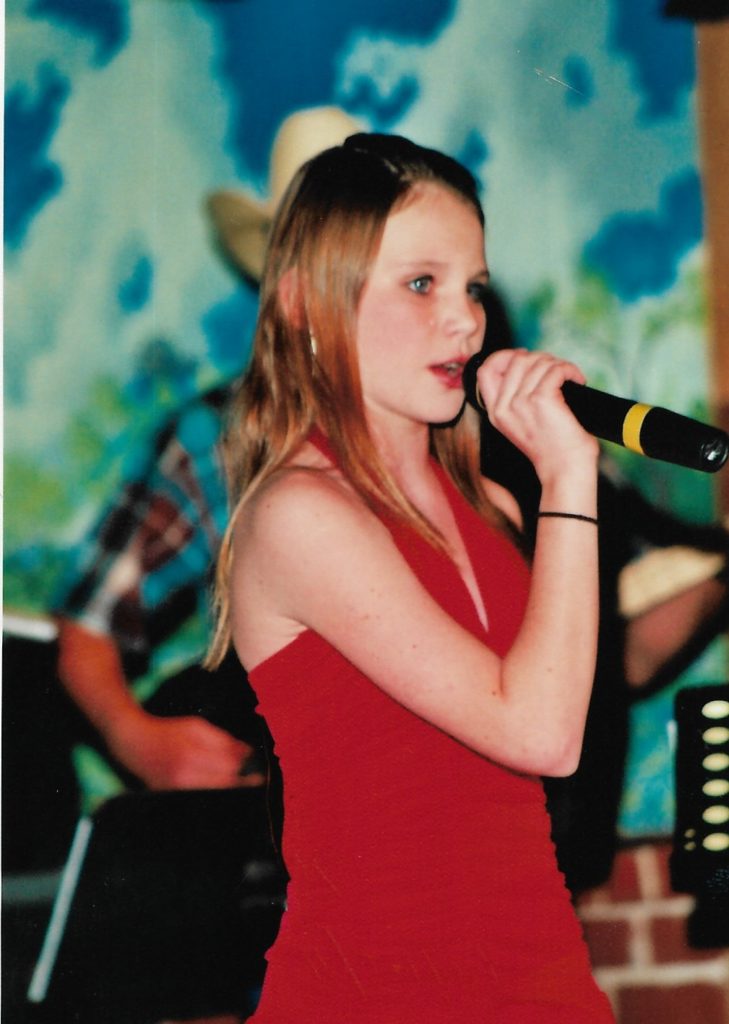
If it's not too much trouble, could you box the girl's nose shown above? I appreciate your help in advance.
[444,293,485,343]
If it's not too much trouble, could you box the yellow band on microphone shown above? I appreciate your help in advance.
[622,402,652,454]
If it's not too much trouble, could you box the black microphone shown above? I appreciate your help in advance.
[462,353,729,474]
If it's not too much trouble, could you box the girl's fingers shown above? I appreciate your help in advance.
[477,349,586,413]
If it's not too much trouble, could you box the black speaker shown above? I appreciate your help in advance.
[26,789,287,1023]
[670,683,729,948]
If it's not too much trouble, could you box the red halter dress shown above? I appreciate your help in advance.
[247,439,614,1023]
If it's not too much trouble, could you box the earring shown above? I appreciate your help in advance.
[309,332,318,357]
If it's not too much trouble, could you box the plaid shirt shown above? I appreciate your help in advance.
[56,385,232,696]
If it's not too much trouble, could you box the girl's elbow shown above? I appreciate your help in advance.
[539,736,583,778]
[542,754,581,778]
[512,722,584,777]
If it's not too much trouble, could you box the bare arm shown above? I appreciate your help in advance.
[56,618,261,789]
[232,350,600,778]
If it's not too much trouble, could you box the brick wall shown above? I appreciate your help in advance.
[576,841,729,1023]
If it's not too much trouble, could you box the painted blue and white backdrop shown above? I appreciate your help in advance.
[5,0,725,835]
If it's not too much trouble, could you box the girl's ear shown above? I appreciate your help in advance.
[277,267,306,329]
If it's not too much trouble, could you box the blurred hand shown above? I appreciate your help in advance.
[108,712,265,790]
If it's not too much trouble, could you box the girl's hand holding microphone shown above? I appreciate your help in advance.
[474,348,600,485]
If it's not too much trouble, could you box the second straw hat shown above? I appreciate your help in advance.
[207,106,362,281]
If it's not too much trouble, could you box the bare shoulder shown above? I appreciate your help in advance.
[482,477,523,531]
[229,444,404,667]
[232,445,390,584]
[241,458,378,548]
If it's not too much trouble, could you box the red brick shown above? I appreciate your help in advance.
[651,841,674,899]
[618,983,729,1024]
[652,913,724,964]
[609,848,642,902]
[581,916,631,967]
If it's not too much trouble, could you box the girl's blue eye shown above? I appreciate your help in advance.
[409,276,432,294]
[468,282,488,305]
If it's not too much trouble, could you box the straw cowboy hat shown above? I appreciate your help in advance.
[207,106,363,281]
[619,543,727,619]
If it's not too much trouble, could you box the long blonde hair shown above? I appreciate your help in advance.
[207,134,506,666]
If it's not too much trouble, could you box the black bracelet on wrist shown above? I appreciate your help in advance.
[537,511,598,525]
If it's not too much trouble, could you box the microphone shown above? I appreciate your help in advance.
[462,353,729,473]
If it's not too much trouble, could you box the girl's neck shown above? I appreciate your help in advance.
[368,416,436,500]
